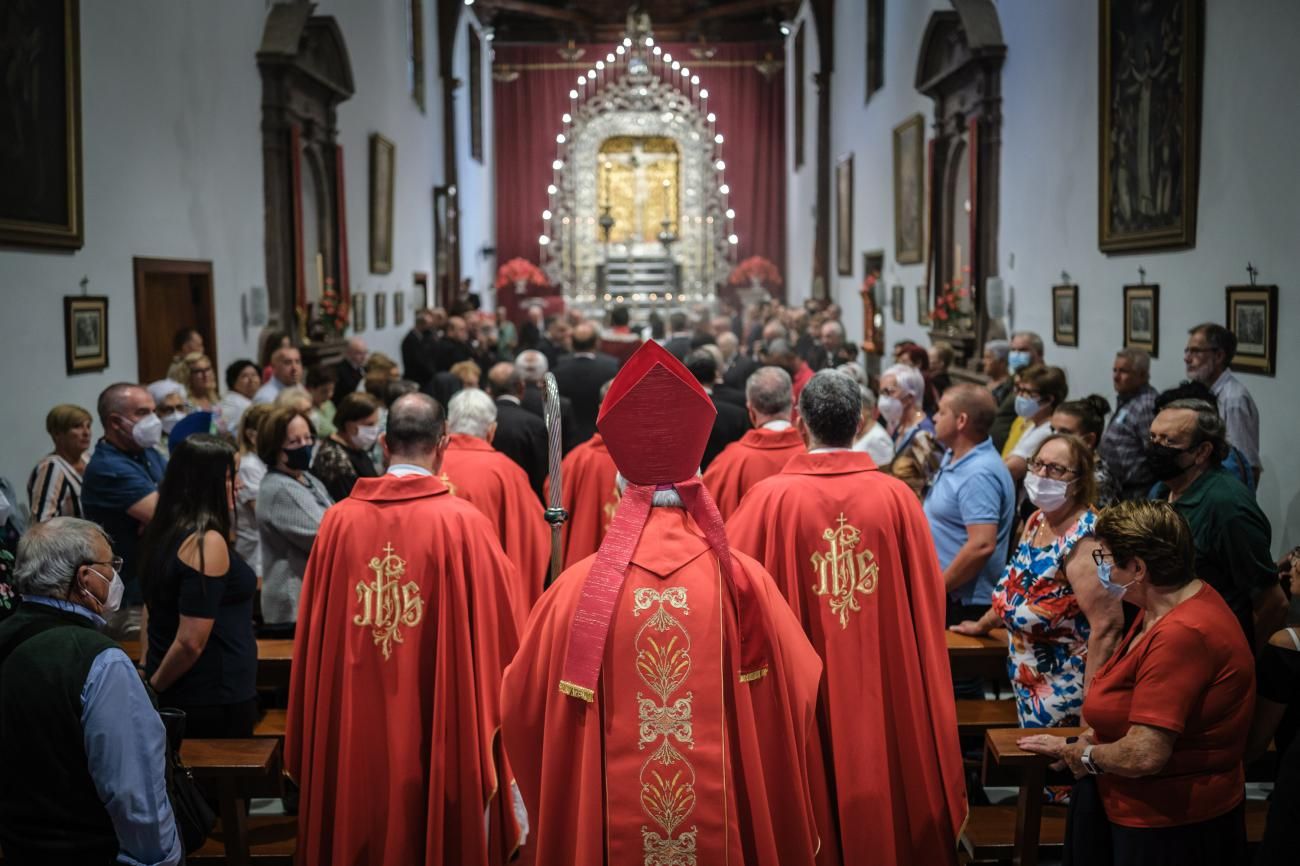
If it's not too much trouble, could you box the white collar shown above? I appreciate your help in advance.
[809,446,852,454]
[387,464,433,477]
[761,420,793,431]
[497,395,522,406]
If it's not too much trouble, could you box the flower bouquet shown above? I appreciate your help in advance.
[728,256,784,290]
[495,258,547,295]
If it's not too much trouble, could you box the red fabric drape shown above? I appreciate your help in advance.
[493,42,785,312]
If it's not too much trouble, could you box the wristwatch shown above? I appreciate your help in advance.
[1081,745,1104,775]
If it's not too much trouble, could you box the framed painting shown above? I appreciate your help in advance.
[836,154,854,275]
[891,284,904,324]
[1052,284,1078,347]
[1123,283,1159,356]
[1226,285,1277,376]
[369,133,395,273]
[352,291,366,332]
[0,0,83,249]
[917,285,932,326]
[394,290,406,327]
[374,291,387,330]
[64,295,107,374]
[1099,0,1202,252]
[893,114,925,264]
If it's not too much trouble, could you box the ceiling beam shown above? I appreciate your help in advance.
[693,0,788,21]
[477,0,591,25]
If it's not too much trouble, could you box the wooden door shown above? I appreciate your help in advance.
[133,257,216,384]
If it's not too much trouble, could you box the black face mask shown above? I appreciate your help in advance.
[284,443,313,472]
[1145,441,1194,481]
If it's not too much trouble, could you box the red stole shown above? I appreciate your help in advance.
[702,425,806,519]
[555,434,620,568]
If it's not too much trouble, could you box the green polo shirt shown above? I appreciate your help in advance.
[1156,467,1276,641]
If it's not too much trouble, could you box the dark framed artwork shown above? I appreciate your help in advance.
[866,0,884,100]
[64,295,107,374]
[1099,0,1202,252]
[468,25,483,162]
[374,291,387,330]
[793,24,805,169]
[893,113,925,265]
[1123,283,1159,356]
[891,284,904,324]
[1052,284,1078,347]
[394,290,406,327]
[836,154,854,275]
[352,291,367,332]
[369,133,395,273]
[0,0,83,249]
[1226,285,1277,376]
[407,0,425,112]
[917,285,932,326]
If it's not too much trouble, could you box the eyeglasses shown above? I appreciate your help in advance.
[1015,388,1042,399]
[1091,550,1116,567]
[1026,458,1079,480]
[191,366,212,374]
[85,557,124,572]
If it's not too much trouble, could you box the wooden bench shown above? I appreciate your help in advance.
[961,805,1067,864]
[947,629,1010,680]
[982,726,1085,866]
[117,638,294,688]
[956,699,1018,736]
[255,708,288,739]
[182,738,289,866]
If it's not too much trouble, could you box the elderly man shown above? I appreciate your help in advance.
[991,330,1044,451]
[439,389,549,609]
[486,361,549,501]
[553,322,620,444]
[1185,323,1261,477]
[253,345,303,404]
[1149,398,1285,648]
[502,341,826,866]
[515,349,579,453]
[333,337,368,396]
[401,309,438,387]
[288,393,525,864]
[1099,347,1160,499]
[433,315,474,373]
[0,518,181,865]
[982,339,1012,406]
[808,319,857,371]
[729,371,966,866]
[760,337,814,404]
[81,383,167,638]
[702,366,805,519]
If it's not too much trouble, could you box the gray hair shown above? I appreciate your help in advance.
[13,518,112,598]
[386,393,446,455]
[822,319,846,338]
[746,366,794,417]
[798,370,862,448]
[858,385,877,412]
[1115,347,1151,375]
[883,363,925,403]
[1163,398,1229,462]
[448,388,497,439]
[1011,330,1045,357]
[515,349,548,384]
[615,472,693,507]
[716,332,739,359]
[835,362,867,386]
[983,339,1010,362]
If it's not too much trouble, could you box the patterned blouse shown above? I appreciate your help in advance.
[27,454,85,522]
[992,508,1098,730]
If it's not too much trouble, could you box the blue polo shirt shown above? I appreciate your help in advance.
[81,439,167,606]
[923,438,1015,606]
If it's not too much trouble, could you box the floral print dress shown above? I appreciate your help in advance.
[992,509,1097,728]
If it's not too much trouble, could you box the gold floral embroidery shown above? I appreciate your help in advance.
[633,587,697,865]
[353,543,424,659]
[810,513,879,628]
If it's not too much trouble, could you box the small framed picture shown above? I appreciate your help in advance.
[1052,284,1078,347]
[891,284,904,323]
[394,290,406,327]
[64,295,109,375]
[374,291,387,330]
[1226,284,1278,376]
[352,291,366,332]
[1123,284,1159,356]
[917,285,932,326]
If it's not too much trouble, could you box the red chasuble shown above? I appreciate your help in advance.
[556,433,620,568]
[728,451,967,866]
[286,473,525,866]
[701,425,806,519]
[440,433,550,610]
[501,507,827,866]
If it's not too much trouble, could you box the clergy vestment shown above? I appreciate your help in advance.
[286,472,525,866]
[556,432,620,568]
[439,433,550,609]
[728,451,967,866]
[701,424,806,519]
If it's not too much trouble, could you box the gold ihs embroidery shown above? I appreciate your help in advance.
[810,513,879,628]
[354,543,424,659]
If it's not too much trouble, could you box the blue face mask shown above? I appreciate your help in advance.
[1009,350,1033,372]
[1097,560,1131,599]
[1014,395,1042,418]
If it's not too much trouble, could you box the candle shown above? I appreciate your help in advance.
[662,179,670,223]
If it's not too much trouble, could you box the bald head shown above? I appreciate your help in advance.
[745,366,793,421]
[515,349,548,384]
[344,337,368,366]
[486,362,523,399]
[716,331,739,362]
[571,322,598,352]
[384,392,446,460]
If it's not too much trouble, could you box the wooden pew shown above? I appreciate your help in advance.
[981,726,1085,866]
[956,699,1018,736]
[947,629,1010,680]
[182,738,292,866]
[117,638,294,688]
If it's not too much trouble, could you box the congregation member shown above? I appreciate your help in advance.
[515,349,579,454]
[721,329,758,390]
[28,403,92,521]
[255,407,333,635]
[171,352,219,413]
[1148,398,1285,649]
[253,345,304,405]
[273,384,312,415]
[310,392,381,502]
[1020,500,1254,866]
[992,330,1044,451]
[219,358,261,432]
[929,340,956,395]
[1003,364,1068,486]
[662,310,695,358]
[440,389,549,609]
[141,435,258,738]
[1154,381,1257,490]
[449,358,482,391]
[304,364,337,437]
[685,348,750,469]
[148,379,189,442]
[924,384,1016,622]
[332,336,368,396]
[400,308,438,387]
[982,338,1013,407]
[496,305,518,360]
[233,403,273,579]
[1099,348,1159,500]
[1185,322,1261,477]
[556,382,619,568]
[1052,395,1121,507]
[82,382,167,639]
[172,326,204,363]
[258,330,293,382]
[287,393,525,865]
[597,305,642,365]
[951,434,1123,736]
[806,319,856,370]
[728,370,966,866]
[0,518,182,866]
[849,381,896,466]
[433,315,474,372]
[891,342,940,414]
[553,321,619,443]
[486,362,549,501]
[537,316,572,368]
[878,362,940,498]
[1249,604,1300,864]
[701,365,804,519]
[501,341,825,865]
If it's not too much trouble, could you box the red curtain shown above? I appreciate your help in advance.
[493,41,786,306]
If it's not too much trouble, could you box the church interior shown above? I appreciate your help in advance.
[2,0,1299,864]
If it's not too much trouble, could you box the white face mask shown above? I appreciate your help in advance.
[1025,473,1072,512]
[159,411,186,434]
[130,413,164,449]
[81,565,125,615]
[878,395,904,426]
[352,424,380,451]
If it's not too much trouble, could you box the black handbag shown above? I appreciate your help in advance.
[156,706,218,854]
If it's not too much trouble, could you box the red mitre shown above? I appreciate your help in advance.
[597,340,714,483]
[559,340,768,702]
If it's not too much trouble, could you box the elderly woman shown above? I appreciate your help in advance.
[310,393,381,501]
[952,434,1123,734]
[219,359,261,433]
[255,407,333,634]
[1003,364,1068,485]
[147,379,189,448]
[1052,395,1121,507]
[27,404,93,521]
[878,363,940,498]
[1020,500,1254,866]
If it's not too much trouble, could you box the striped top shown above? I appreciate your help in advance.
[27,454,85,522]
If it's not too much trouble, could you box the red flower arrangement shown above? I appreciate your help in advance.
[297,278,350,343]
[930,276,970,323]
[727,256,783,288]
[495,257,547,290]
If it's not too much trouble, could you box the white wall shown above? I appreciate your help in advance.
[814,0,1300,554]
[784,0,821,306]
[0,0,457,506]
[454,10,496,311]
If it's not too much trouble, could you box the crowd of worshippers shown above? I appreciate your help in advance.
[0,297,1297,866]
